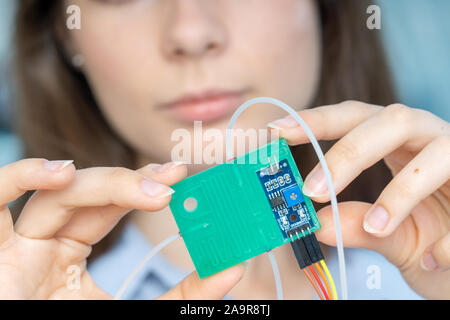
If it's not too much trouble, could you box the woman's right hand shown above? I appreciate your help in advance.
[0,159,245,299]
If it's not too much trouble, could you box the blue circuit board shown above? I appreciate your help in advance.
[256,159,318,240]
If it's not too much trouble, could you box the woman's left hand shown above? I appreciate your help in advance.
[268,101,450,299]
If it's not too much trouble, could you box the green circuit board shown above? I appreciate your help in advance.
[169,138,320,278]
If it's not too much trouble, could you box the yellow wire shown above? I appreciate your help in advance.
[314,262,333,300]
[320,259,338,300]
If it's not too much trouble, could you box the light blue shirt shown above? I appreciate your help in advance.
[89,222,423,300]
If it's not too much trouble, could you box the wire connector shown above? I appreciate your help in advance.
[291,238,311,269]
[303,233,324,263]
[291,232,324,269]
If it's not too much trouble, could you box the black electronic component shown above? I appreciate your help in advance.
[269,195,285,208]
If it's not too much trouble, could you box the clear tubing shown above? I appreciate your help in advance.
[267,250,283,300]
[226,97,348,300]
[114,232,181,300]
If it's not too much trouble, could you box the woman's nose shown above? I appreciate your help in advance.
[162,0,227,61]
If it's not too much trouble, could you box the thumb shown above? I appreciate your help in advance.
[421,232,450,272]
[157,263,246,300]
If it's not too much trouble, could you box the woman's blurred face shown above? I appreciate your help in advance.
[68,0,321,165]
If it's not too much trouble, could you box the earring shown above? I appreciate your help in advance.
[71,54,85,68]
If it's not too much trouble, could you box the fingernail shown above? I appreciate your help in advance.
[267,123,282,130]
[141,179,175,198]
[363,206,389,234]
[44,160,74,171]
[145,163,163,171]
[238,261,249,279]
[302,167,327,197]
[267,117,298,129]
[420,252,438,271]
[157,161,186,173]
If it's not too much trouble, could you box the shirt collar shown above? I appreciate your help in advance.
[88,221,190,299]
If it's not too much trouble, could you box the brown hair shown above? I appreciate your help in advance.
[12,0,395,259]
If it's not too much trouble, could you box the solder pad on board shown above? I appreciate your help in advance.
[169,138,320,278]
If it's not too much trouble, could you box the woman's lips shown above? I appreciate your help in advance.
[163,90,247,123]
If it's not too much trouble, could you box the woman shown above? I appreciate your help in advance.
[1,0,448,299]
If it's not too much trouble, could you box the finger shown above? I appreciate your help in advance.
[0,159,75,208]
[301,105,449,202]
[0,159,75,241]
[15,163,183,239]
[421,233,450,272]
[157,264,246,300]
[0,206,13,244]
[139,161,187,185]
[267,101,382,145]
[315,201,410,266]
[363,136,450,237]
[54,162,187,244]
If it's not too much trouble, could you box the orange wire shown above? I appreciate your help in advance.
[308,265,330,300]
[303,269,324,300]
[314,262,333,300]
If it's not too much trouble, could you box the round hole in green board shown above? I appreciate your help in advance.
[184,197,198,212]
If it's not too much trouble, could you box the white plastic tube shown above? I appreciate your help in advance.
[114,232,181,300]
[267,250,283,300]
[226,97,348,300]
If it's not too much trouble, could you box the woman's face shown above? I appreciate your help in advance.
[69,0,321,166]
